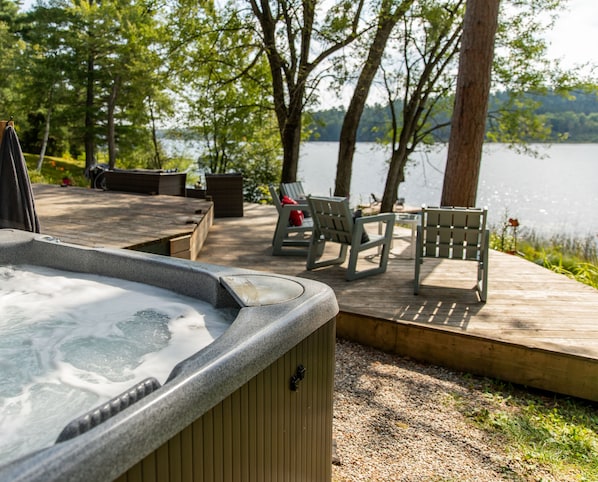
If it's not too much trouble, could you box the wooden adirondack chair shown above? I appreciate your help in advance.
[414,206,489,302]
[280,181,307,201]
[306,195,395,281]
[269,185,314,256]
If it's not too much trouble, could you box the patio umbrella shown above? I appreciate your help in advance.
[0,123,40,233]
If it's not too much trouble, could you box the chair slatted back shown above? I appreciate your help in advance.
[421,207,487,261]
[308,196,354,245]
[280,182,306,201]
[269,184,284,214]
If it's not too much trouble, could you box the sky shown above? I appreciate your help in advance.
[543,0,598,69]
[17,0,597,70]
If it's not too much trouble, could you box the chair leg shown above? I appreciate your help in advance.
[414,228,422,294]
[272,218,286,255]
[346,240,391,281]
[478,261,487,302]
[478,236,489,302]
[307,240,347,271]
[306,238,324,270]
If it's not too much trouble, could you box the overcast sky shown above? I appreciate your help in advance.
[544,0,598,69]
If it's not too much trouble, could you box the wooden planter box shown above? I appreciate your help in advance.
[104,170,186,196]
[205,173,244,217]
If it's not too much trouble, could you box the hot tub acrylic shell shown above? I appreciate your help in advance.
[0,229,338,482]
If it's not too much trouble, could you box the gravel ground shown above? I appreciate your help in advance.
[332,338,560,482]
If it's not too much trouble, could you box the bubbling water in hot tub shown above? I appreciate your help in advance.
[0,264,236,466]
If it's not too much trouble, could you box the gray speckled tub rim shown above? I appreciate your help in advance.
[0,229,339,482]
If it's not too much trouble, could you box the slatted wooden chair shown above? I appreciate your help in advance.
[269,185,314,256]
[306,195,395,281]
[414,206,489,302]
[280,181,307,201]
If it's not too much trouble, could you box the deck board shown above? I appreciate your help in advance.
[195,203,598,401]
[30,189,598,401]
[32,184,212,257]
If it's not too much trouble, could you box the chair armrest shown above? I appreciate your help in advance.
[280,204,307,215]
[356,212,395,225]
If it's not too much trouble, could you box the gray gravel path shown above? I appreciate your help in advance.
[332,338,561,481]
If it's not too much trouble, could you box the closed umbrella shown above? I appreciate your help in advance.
[0,123,40,233]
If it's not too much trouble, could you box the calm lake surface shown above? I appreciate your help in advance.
[299,143,598,238]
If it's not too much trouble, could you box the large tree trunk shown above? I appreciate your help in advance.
[335,0,413,198]
[281,97,304,183]
[441,0,500,207]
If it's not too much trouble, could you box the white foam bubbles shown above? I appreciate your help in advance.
[0,264,235,466]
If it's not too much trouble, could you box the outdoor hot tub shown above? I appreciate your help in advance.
[0,229,338,482]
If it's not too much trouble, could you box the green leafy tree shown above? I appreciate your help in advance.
[248,0,365,183]
[372,0,577,211]
[18,0,172,172]
[0,0,26,118]
[17,4,76,166]
[378,0,465,212]
[333,0,415,198]
[94,0,171,169]
[168,1,281,200]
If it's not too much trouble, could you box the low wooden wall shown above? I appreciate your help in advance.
[337,312,598,402]
[105,170,187,196]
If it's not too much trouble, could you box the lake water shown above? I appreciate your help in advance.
[299,143,598,238]
[166,139,597,238]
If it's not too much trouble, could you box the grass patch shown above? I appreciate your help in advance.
[24,153,199,189]
[24,154,88,187]
[456,380,598,480]
[490,214,598,289]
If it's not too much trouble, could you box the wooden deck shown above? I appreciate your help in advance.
[196,203,598,402]
[31,186,598,401]
[32,184,213,259]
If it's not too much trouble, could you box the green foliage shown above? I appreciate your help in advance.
[10,0,598,199]
[490,213,598,290]
[457,380,598,480]
[24,153,88,187]
[307,90,598,143]
[12,0,173,170]
[168,1,282,200]
[519,233,598,289]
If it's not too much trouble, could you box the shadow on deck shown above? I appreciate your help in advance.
[198,203,598,402]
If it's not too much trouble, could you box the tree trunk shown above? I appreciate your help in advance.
[36,101,52,171]
[107,76,119,170]
[334,17,394,197]
[148,99,162,169]
[441,0,500,207]
[280,118,301,183]
[84,0,95,172]
[380,135,411,213]
[249,0,362,184]
[335,0,413,198]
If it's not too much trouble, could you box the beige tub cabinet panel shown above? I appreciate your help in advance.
[114,320,336,482]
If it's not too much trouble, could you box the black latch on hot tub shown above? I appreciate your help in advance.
[290,364,306,391]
